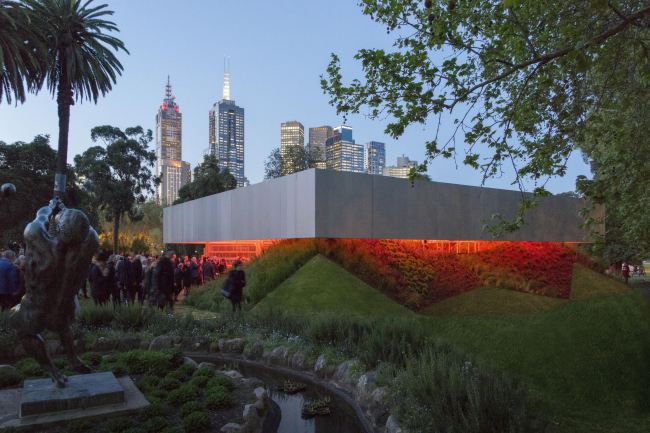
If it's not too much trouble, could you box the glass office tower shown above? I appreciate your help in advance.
[326,126,363,173]
[364,141,386,175]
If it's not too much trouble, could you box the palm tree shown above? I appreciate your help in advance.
[0,0,44,105]
[25,0,129,197]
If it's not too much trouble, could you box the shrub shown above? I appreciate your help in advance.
[105,416,135,433]
[120,429,145,433]
[143,416,169,433]
[15,358,45,378]
[80,351,102,366]
[0,367,23,389]
[182,411,211,432]
[65,419,92,433]
[145,389,168,403]
[159,377,181,391]
[137,374,161,393]
[167,384,199,406]
[166,369,187,382]
[206,375,234,391]
[139,402,167,421]
[192,366,215,379]
[161,428,182,433]
[116,349,183,376]
[205,386,234,410]
[179,401,206,418]
[176,363,196,377]
[189,375,209,388]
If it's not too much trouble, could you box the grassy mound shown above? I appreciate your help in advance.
[419,291,650,408]
[252,255,413,317]
[418,286,569,316]
[571,263,631,300]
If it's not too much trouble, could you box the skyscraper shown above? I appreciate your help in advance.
[326,126,364,173]
[156,77,190,204]
[209,62,246,187]
[382,155,418,178]
[281,121,304,175]
[364,141,386,175]
[308,126,332,169]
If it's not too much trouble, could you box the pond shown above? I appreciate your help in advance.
[191,356,367,433]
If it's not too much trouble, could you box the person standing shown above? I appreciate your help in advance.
[90,251,111,306]
[156,250,175,311]
[115,255,125,305]
[228,260,246,314]
[622,263,631,285]
[0,250,18,311]
[131,255,144,305]
[190,257,201,287]
[203,258,213,283]
[182,261,192,296]
[174,263,184,301]
[13,255,26,306]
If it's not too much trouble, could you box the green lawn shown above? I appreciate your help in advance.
[571,264,632,300]
[251,255,413,317]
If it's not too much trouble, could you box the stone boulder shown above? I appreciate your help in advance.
[218,338,245,354]
[139,341,150,351]
[197,362,217,370]
[245,341,265,361]
[0,365,15,370]
[118,336,141,352]
[242,377,264,388]
[266,346,289,367]
[331,361,359,394]
[289,351,312,371]
[181,337,210,352]
[183,357,198,367]
[386,415,406,433]
[314,354,327,375]
[90,337,117,352]
[224,370,243,380]
[45,340,63,356]
[209,341,220,353]
[148,336,173,351]
[220,423,245,433]
[356,371,377,406]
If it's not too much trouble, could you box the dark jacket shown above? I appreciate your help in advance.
[174,267,183,285]
[190,261,200,279]
[132,259,143,284]
[116,258,126,285]
[157,256,175,294]
[0,258,17,295]
[183,266,192,286]
[228,269,246,302]
[143,267,153,292]
[203,261,213,278]
[90,264,109,301]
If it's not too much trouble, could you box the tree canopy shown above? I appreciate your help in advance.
[264,144,324,180]
[321,0,650,239]
[173,154,237,205]
[74,125,157,254]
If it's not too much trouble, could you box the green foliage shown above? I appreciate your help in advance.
[167,384,199,407]
[139,402,167,421]
[189,375,209,388]
[115,349,183,376]
[176,363,197,377]
[182,411,211,432]
[160,428,182,433]
[14,358,45,378]
[0,367,23,389]
[142,416,169,433]
[206,375,234,392]
[79,351,102,366]
[159,377,181,391]
[174,154,236,205]
[105,416,135,433]
[74,125,157,253]
[321,0,650,235]
[205,386,234,410]
[165,369,187,382]
[264,143,325,179]
[179,401,206,418]
[65,419,92,433]
[192,366,216,379]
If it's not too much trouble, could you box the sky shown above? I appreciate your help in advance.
[0,0,591,193]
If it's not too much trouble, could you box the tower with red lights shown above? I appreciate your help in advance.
[156,76,191,204]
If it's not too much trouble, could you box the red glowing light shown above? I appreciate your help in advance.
[175,105,179,113]
[162,103,167,111]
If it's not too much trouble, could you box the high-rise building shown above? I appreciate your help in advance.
[364,141,386,175]
[326,126,363,173]
[209,62,246,187]
[382,154,418,178]
[308,126,332,169]
[281,121,305,175]
[156,77,190,204]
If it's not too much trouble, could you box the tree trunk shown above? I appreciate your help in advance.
[113,211,121,255]
[54,70,73,199]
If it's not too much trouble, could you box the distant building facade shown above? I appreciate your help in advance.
[364,141,386,175]
[308,125,332,169]
[326,126,363,173]
[156,77,190,204]
[209,67,246,187]
[382,155,418,179]
[280,121,305,175]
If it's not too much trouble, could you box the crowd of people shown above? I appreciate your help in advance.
[0,246,246,313]
[88,250,240,311]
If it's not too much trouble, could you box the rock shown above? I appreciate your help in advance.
[74,338,86,353]
[148,336,172,351]
[0,365,16,370]
[45,340,62,355]
[289,351,312,371]
[331,361,359,394]
[173,336,182,345]
[118,336,141,352]
[253,386,269,412]
[90,337,116,352]
[245,341,265,361]
[314,354,327,375]
[386,415,405,433]
[182,337,210,352]
[370,387,387,409]
[242,377,264,388]
[266,346,289,367]
[197,362,217,370]
[356,371,377,405]
[224,370,243,380]
[242,404,263,431]
[220,423,245,433]
[218,338,245,354]
[183,357,198,367]
[14,344,27,358]
[209,341,220,353]
[139,341,150,351]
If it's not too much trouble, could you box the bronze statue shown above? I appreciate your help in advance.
[10,199,98,387]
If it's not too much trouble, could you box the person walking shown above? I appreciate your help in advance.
[0,250,18,311]
[228,260,246,314]
[622,263,631,285]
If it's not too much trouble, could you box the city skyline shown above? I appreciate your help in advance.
[0,0,590,194]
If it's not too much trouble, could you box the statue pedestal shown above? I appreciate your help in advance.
[21,372,124,417]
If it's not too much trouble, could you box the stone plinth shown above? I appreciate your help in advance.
[20,372,124,417]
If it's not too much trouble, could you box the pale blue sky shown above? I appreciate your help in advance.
[0,0,589,192]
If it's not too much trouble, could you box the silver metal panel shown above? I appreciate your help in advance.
[163,168,603,244]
